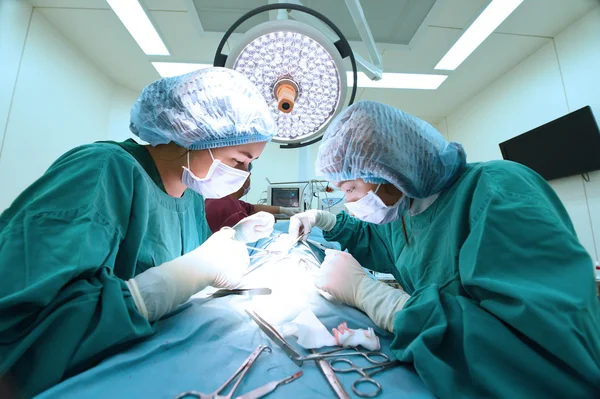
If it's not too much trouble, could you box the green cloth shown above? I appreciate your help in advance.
[0,141,211,397]
[108,138,166,192]
[325,160,600,398]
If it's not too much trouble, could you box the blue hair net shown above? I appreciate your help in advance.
[130,67,276,150]
[316,101,467,199]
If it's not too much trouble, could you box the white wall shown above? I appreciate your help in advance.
[0,0,32,154]
[0,3,136,211]
[244,142,301,204]
[443,6,600,261]
[107,85,141,142]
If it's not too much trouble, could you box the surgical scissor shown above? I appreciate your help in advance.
[174,345,301,399]
[329,357,401,398]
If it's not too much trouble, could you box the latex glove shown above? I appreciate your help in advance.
[316,249,410,332]
[125,228,249,322]
[232,211,275,243]
[315,249,368,307]
[280,207,301,217]
[288,210,337,239]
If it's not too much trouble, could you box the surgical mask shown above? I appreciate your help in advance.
[182,148,249,199]
[344,184,407,224]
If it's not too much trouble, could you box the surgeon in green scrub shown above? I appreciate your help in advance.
[0,67,277,397]
[289,101,600,398]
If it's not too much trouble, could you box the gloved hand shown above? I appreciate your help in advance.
[316,249,410,332]
[288,210,337,239]
[315,249,368,307]
[280,207,301,217]
[125,228,249,322]
[233,211,275,243]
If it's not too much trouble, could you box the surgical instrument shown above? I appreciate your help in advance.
[210,288,272,298]
[244,233,313,277]
[310,348,351,399]
[244,256,273,276]
[235,371,303,399]
[329,358,401,398]
[305,238,333,252]
[245,309,389,366]
[245,245,271,253]
[298,240,321,262]
[174,345,271,399]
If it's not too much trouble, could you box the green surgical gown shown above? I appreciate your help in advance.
[0,141,211,397]
[325,160,600,398]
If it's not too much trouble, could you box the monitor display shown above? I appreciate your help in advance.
[271,187,300,208]
[499,106,600,180]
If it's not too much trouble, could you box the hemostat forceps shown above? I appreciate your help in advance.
[245,310,400,398]
[245,310,390,366]
[174,345,271,399]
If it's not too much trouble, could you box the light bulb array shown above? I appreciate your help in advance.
[233,31,342,140]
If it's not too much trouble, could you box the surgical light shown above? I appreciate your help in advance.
[227,21,346,144]
[435,0,524,71]
[214,3,358,149]
[106,0,169,56]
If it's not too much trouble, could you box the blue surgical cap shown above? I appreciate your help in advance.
[316,101,467,199]
[130,67,276,150]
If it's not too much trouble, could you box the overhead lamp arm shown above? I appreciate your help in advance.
[344,0,383,80]
[213,3,358,149]
[286,0,382,80]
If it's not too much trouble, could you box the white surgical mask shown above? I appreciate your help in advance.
[344,184,407,224]
[182,149,249,199]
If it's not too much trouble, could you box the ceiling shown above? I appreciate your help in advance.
[26,0,599,125]
[189,0,437,45]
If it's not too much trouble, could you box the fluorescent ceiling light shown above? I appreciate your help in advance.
[349,72,448,90]
[435,0,524,70]
[107,0,169,56]
[154,63,447,90]
[152,62,212,77]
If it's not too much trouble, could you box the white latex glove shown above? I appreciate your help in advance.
[232,211,275,243]
[316,249,368,307]
[125,228,249,322]
[288,210,337,239]
[316,249,410,332]
[280,207,301,217]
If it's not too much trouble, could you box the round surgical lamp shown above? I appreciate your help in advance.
[213,3,357,148]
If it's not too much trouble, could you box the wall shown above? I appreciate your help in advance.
[442,6,600,261]
[0,0,31,155]
[107,85,141,143]
[244,142,302,204]
[0,3,120,211]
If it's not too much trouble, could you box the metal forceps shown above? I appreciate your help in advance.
[329,357,401,398]
[245,310,390,366]
[244,233,310,276]
[174,345,270,399]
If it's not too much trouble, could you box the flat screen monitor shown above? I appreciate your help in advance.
[499,106,600,180]
[271,187,300,208]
